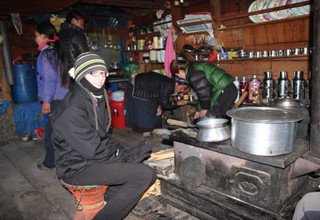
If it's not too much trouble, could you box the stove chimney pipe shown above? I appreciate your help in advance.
[310,1,320,156]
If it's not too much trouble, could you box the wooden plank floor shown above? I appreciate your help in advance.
[0,128,170,220]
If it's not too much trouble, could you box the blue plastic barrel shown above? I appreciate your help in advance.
[10,64,37,103]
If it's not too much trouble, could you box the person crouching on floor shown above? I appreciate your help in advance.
[125,71,188,133]
[51,52,156,220]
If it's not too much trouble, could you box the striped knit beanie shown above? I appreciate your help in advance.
[69,52,108,82]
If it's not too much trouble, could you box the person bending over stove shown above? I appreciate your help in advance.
[170,59,237,119]
[51,52,156,220]
[125,71,188,132]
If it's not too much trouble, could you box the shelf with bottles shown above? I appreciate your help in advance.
[234,69,310,107]
[135,31,161,40]
[214,1,311,31]
[124,48,165,53]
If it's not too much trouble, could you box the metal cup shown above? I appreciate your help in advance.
[249,51,256,58]
[270,50,278,57]
[294,48,301,55]
[285,49,292,56]
[278,50,284,56]
[262,50,268,57]
[256,51,262,58]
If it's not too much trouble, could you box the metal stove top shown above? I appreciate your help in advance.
[170,130,309,168]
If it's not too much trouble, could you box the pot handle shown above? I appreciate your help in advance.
[167,119,196,128]
[234,91,248,108]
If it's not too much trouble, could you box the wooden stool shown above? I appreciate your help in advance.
[60,180,108,220]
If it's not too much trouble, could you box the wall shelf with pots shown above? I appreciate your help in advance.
[209,0,312,80]
[215,54,311,63]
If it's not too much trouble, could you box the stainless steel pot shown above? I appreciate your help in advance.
[227,107,303,156]
[196,118,230,142]
[167,118,231,142]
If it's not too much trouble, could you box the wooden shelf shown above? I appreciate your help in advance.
[125,48,165,53]
[184,51,211,55]
[214,54,311,64]
[215,14,310,31]
[214,1,311,22]
[176,19,212,28]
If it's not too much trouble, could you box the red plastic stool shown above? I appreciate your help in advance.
[60,180,108,220]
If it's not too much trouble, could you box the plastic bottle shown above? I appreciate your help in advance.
[240,76,248,103]
[233,76,240,103]
[248,74,261,103]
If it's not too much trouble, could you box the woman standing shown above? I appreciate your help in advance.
[34,21,69,168]
[170,59,237,119]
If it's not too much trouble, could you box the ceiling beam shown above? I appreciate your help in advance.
[0,0,80,17]
[80,0,165,9]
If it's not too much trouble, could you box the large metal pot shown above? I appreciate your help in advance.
[227,107,303,156]
[196,118,230,142]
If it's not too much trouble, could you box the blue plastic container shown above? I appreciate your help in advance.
[10,64,37,103]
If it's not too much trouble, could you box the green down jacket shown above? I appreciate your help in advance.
[186,61,234,111]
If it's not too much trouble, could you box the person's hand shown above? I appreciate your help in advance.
[156,106,162,116]
[194,109,208,119]
[177,100,188,106]
[175,83,189,93]
[127,140,152,163]
[42,102,51,115]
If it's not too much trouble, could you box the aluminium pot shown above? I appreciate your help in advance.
[227,107,303,156]
[196,118,231,142]
[166,118,230,142]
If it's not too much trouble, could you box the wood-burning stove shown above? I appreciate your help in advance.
[160,131,316,220]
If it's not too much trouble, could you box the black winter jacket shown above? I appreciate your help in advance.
[51,84,127,180]
[58,23,89,70]
[133,72,177,110]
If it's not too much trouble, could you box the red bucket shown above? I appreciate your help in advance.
[109,100,127,129]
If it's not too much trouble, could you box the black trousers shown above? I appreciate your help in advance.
[210,83,238,117]
[43,100,60,168]
[63,163,156,220]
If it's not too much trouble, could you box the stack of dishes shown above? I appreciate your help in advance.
[248,0,310,23]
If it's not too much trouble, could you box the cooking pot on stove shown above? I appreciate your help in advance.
[167,118,230,142]
[227,107,303,156]
[196,118,230,142]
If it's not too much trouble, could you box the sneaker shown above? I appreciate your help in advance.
[34,128,45,141]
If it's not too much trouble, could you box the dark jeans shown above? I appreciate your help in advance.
[63,163,156,220]
[209,83,238,117]
[43,100,60,168]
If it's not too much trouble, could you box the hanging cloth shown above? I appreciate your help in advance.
[164,25,176,78]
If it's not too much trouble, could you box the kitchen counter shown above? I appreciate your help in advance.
[169,130,309,169]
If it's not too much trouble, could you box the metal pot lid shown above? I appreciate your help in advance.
[227,107,303,123]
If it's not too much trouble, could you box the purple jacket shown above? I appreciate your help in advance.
[36,47,69,102]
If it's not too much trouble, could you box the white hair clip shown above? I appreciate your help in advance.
[68,67,76,78]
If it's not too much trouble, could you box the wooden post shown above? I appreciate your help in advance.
[0,76,13,116]
[310,0,320,156]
